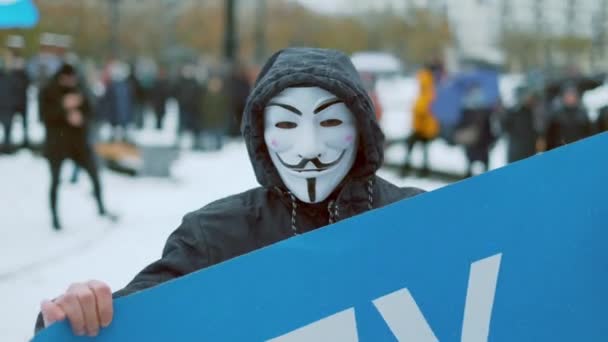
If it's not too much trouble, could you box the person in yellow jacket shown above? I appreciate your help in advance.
[401,64,441,177]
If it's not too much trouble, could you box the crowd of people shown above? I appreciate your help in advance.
[0,34,253,230]
[1,33,607,229]
[401,61,608,178]
[0,35,253,155]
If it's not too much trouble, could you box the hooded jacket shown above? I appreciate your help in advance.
[35,47,424,333]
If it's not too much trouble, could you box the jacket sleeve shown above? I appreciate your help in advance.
[34,213,210,334]
[113,213,210,297]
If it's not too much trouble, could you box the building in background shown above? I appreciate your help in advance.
[298,0,608,72]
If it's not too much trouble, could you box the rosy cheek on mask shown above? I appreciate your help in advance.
[265,131,292,153]
[345,135,354,143]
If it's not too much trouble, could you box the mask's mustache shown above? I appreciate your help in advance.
[277,150,346,170]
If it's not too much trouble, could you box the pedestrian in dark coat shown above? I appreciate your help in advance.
[0,62,14,153]
[200,72,229,150]
[152,69,170,130]
[10,55,30,147]
[175,65,204,147]
[34,48,425,335]
[128,66,146,129]
[39,64,108,230]
[545,87,592,151]
[103,61,134,142]
[461,107,495,176]
[501,88,540,163]
[456,85,496,177]
[227,64,251,137]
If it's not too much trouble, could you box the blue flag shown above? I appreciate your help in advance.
[0,0,38,29]
[432,69,500,128]
[34,133,608,341]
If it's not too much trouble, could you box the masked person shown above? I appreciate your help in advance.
[35,48,424,336]
[39,64,109,230]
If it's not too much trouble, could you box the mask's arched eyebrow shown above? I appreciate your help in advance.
[267,102,302,115]
[314,98,343,114]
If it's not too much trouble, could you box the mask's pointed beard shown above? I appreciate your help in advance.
[307,178,316,202]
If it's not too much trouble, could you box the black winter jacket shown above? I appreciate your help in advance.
[39,75,93,160]
[35,47,424,333]
[546,104,592,150]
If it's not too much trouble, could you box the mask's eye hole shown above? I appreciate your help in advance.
[275,121,297,129]
[320,119,343,127]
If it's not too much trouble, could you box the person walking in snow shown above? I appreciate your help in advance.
[39,64,110,230]
[34,48,425,336]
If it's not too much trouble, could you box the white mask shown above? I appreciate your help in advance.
[264,87,358,203]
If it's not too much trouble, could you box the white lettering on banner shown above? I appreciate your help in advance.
[267,254,502,342]
[372,289,439,342]
[461,253,502,342]
[268,308,358,342]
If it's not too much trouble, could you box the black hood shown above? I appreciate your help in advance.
[242,47,384,189]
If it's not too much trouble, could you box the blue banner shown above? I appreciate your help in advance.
[0,0,38,29]
[35,133,608,341]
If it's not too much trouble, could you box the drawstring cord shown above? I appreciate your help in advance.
[328,200,338,224]
[288,192,298,236]
[283,177,375,237]
[367,178,374,210]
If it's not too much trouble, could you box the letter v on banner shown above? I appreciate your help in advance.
[373,253,502,342]
[268,308,359,342]
[461,253,502,342]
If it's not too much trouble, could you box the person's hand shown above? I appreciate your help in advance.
[62,93,83,111]
[40,280,113,336]
[66,110,84,127]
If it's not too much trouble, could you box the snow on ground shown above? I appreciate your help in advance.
[0,140,265,341]
[0,75,516,341]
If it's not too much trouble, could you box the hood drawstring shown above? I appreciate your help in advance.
[367,177,374,210]
[328,200,339,224]
[283,177,375,237]
[288,192,299,236]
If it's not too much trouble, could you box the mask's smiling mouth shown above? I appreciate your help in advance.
[276,150,346,173]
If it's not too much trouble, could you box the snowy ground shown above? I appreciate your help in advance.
[0,77,513,341]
